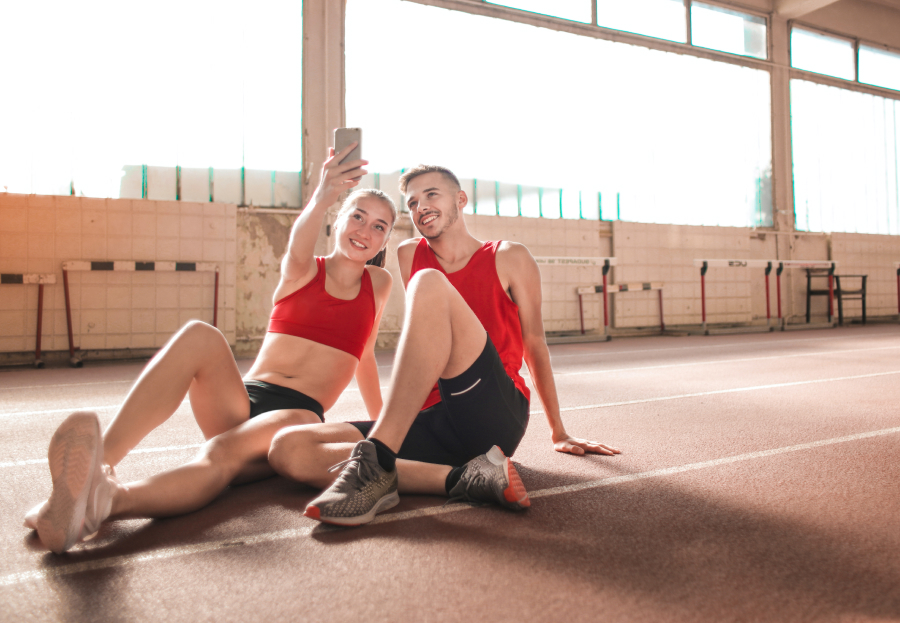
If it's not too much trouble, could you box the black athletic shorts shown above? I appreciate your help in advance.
[350,336,529,466]
[244,380,325,421]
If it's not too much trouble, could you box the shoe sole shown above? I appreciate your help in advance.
[305,490,400,527]
[36,411,102,553]
[486,445,530,510]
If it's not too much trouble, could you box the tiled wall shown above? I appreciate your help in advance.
[612,221,753,327]
[0,193,236,359]
[466,214,613,334]
[3,190,898,361]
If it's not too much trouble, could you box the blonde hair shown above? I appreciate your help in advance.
[336,189,397,268]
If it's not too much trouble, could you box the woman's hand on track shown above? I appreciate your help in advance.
[311,144,369,208]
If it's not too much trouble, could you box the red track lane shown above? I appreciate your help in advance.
[1,325,899,622]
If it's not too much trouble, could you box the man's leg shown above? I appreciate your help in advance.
[367,268,487,453]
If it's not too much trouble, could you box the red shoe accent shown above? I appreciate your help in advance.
[304,506,321,520]
[503,461,531,507]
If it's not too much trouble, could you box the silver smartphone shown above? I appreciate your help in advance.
[334,127,363,180]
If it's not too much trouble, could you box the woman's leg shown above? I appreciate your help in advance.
[109,408,320,519]
[268,423,451,495]
[102,320,250,467]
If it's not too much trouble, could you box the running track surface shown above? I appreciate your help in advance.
[2,325,899,622]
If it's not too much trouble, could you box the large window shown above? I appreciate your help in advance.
[347,0,772,227]
[859,45,900,92]
[791,27,855,81]
[0,0,302,205]
[792,80,900,235]
[596,0,686,43]
[691,2,767,60]
[487,0,592,24]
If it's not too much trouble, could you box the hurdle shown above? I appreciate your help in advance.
[0,273,57,368]
[577,282,665,335]
[896,262,900,321]
[694,259,837,333]
[62,261,219,367]
[535,257,616,337]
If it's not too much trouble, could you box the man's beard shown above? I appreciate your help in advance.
[419,206,458,240]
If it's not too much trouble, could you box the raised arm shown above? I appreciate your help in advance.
[355,266,393,419]
[499,242,620,456]
[272,145,368,303]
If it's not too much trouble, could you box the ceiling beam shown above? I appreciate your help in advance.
[775,0,841,19]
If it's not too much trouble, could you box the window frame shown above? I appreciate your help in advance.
[789,22,900,98]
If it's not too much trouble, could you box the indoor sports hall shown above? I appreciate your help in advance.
[2,1,900,622]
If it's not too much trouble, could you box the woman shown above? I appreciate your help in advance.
[28,144,396,553]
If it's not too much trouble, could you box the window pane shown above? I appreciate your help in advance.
[347,0,771,228]
[691,3,766,60]
[790,27,855,80]
[487,0,591,24]
[792,80,900,235]
[596,0,686,43]
[859,45,900,92]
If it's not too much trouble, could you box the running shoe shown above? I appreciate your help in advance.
[35,411,106,553]
[304,440,399,526]
[447,445,530,510]
[24,465,117,534]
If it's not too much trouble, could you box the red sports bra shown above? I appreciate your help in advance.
[268,257,376,360]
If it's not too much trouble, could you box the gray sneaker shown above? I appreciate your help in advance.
[447,445,530,510]
[304,440,399,526]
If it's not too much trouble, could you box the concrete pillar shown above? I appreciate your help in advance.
[769,16,795,236]
[302,0,346,208]
[769,16,799,318]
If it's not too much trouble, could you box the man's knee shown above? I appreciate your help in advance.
[407,269,451,296]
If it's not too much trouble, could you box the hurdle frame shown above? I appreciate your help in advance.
[895,262,900,321]
[694,259,837,333]
[62,261,219,367]
[0,273,57,367]
[535,257,616,337]
[577,281,665,335]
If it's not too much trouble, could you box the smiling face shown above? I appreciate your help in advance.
[334,195,394,263]
[404,172,466,240]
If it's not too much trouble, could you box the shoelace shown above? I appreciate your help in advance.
[326,450,381,488]
[445,466,490,507]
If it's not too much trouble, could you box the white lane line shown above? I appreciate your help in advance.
[4,424,899,588]
[549,334,900,359]
[0,527,315,588]
[5,371,898,469]
[0,380,133,392]
[0,443,203,469]
[551,346,900,378]
[530,425,900,499]
[530,370,900,417]
[2,400,191,419]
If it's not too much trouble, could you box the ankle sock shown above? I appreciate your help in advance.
[444,466,465,495]
[369,437,397,472]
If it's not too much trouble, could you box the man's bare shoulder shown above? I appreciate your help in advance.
[496,240,536,266]
[398,237,423,253]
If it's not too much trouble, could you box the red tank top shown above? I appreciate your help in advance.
[411,238,529,409]
[268,257,376,360]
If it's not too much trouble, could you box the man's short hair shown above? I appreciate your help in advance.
[398,165,461,195]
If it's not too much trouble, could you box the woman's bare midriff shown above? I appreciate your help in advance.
[243,333,360,412]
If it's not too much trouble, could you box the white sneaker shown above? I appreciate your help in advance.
[36,412,105,553]
[25,464,116,535]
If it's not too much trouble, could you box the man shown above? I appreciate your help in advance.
[268,165,619,525]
